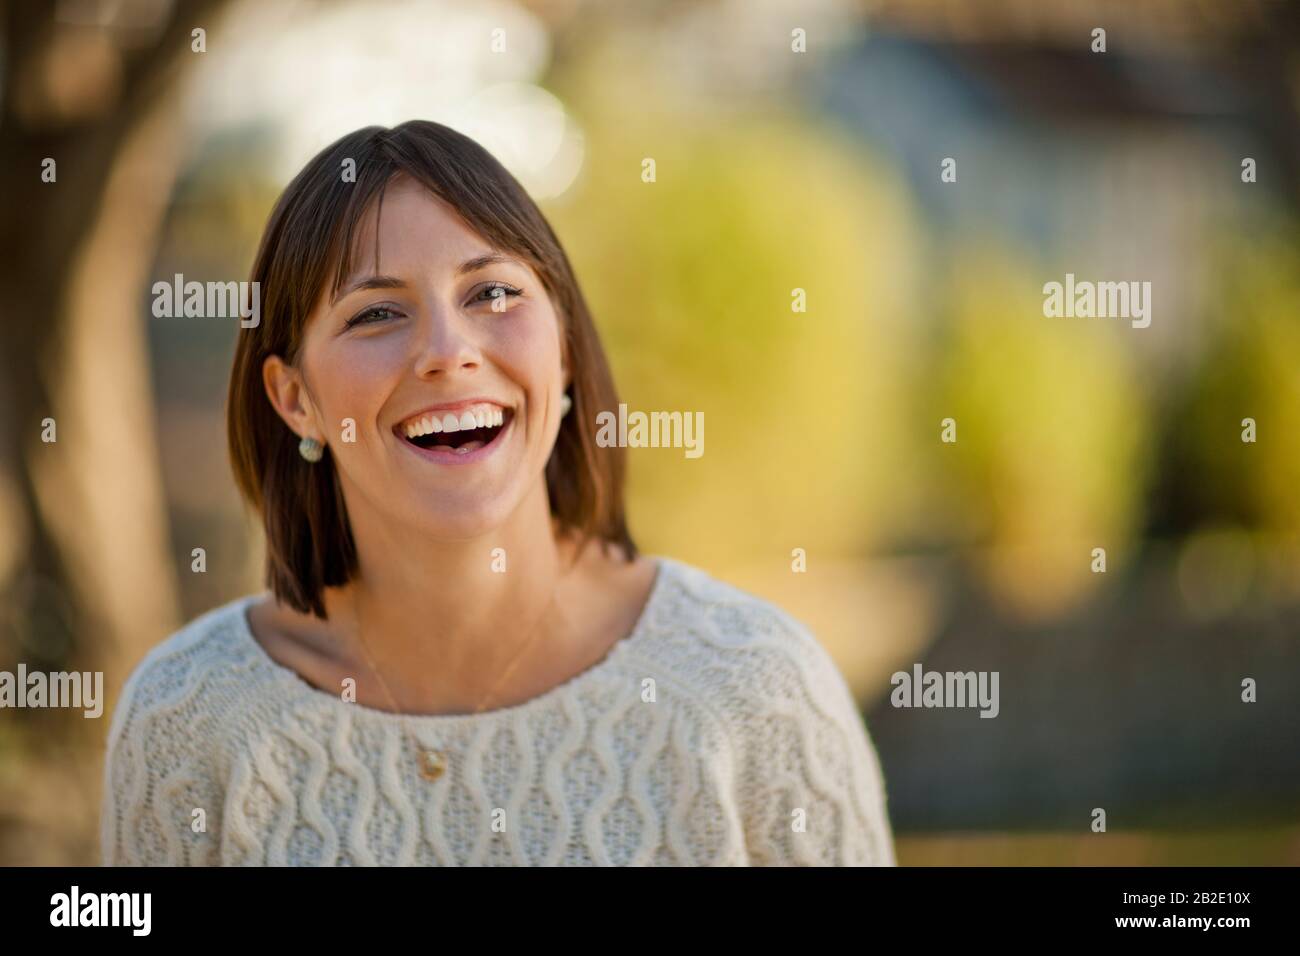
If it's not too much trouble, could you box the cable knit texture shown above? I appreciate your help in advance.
[101,556,896,866]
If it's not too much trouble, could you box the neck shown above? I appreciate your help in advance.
[322,477,579,711]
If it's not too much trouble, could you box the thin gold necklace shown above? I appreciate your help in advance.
[346,577,562,781]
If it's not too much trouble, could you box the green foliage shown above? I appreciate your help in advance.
[546,109,923,567]
[931,247,1151,613]
[1174,238,1300,534]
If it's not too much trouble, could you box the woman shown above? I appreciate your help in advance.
[100,120,896,866]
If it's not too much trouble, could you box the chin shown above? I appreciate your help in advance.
[407,497,518,541]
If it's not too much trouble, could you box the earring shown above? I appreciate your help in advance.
[559,392,572,417]
[298,436,323,462]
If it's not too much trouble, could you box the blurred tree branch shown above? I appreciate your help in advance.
[0,0,228,715]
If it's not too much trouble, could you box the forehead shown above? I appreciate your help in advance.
[342,176,489,279]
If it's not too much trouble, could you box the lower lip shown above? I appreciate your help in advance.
[397,416,513,466]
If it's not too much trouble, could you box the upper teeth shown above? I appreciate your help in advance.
[402,404,505,438]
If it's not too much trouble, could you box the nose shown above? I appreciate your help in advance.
[411,303,482,378]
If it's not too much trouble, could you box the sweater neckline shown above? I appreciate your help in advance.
[231,555,672,729]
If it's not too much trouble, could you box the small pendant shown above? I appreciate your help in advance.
[419,748,447,781]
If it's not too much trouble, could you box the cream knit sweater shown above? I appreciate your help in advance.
[100,556,896,866]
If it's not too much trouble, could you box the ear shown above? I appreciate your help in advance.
[262,354,323,441]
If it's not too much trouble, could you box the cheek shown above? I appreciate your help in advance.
[307,345,399,438]
[497,306,564,383]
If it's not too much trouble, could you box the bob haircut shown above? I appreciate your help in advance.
[227,120,636,619]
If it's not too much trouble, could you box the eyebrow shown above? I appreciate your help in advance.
[332,253,524,305]
[456,252,522,276]
[332,274,406,304]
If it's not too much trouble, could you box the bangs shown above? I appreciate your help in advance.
[324,165,394,311]
[317,163,556,321]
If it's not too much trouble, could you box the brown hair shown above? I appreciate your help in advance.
[227,120,636,618]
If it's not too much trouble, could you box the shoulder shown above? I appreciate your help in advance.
[104,595,275,756]
[648,559,895,865]
[101,596,269,865]
[645,557,855,719]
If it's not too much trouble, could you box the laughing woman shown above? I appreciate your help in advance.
[100,120,896,866]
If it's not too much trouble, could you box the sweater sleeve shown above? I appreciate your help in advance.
[727,612,897,866]
[100,647,225,866]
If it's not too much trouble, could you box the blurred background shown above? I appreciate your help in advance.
[1,0,1298,865]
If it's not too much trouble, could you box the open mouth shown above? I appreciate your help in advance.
[396,404,513,456]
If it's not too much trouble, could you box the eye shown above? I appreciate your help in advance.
[345,304,402,329]
[472,282,524,308]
